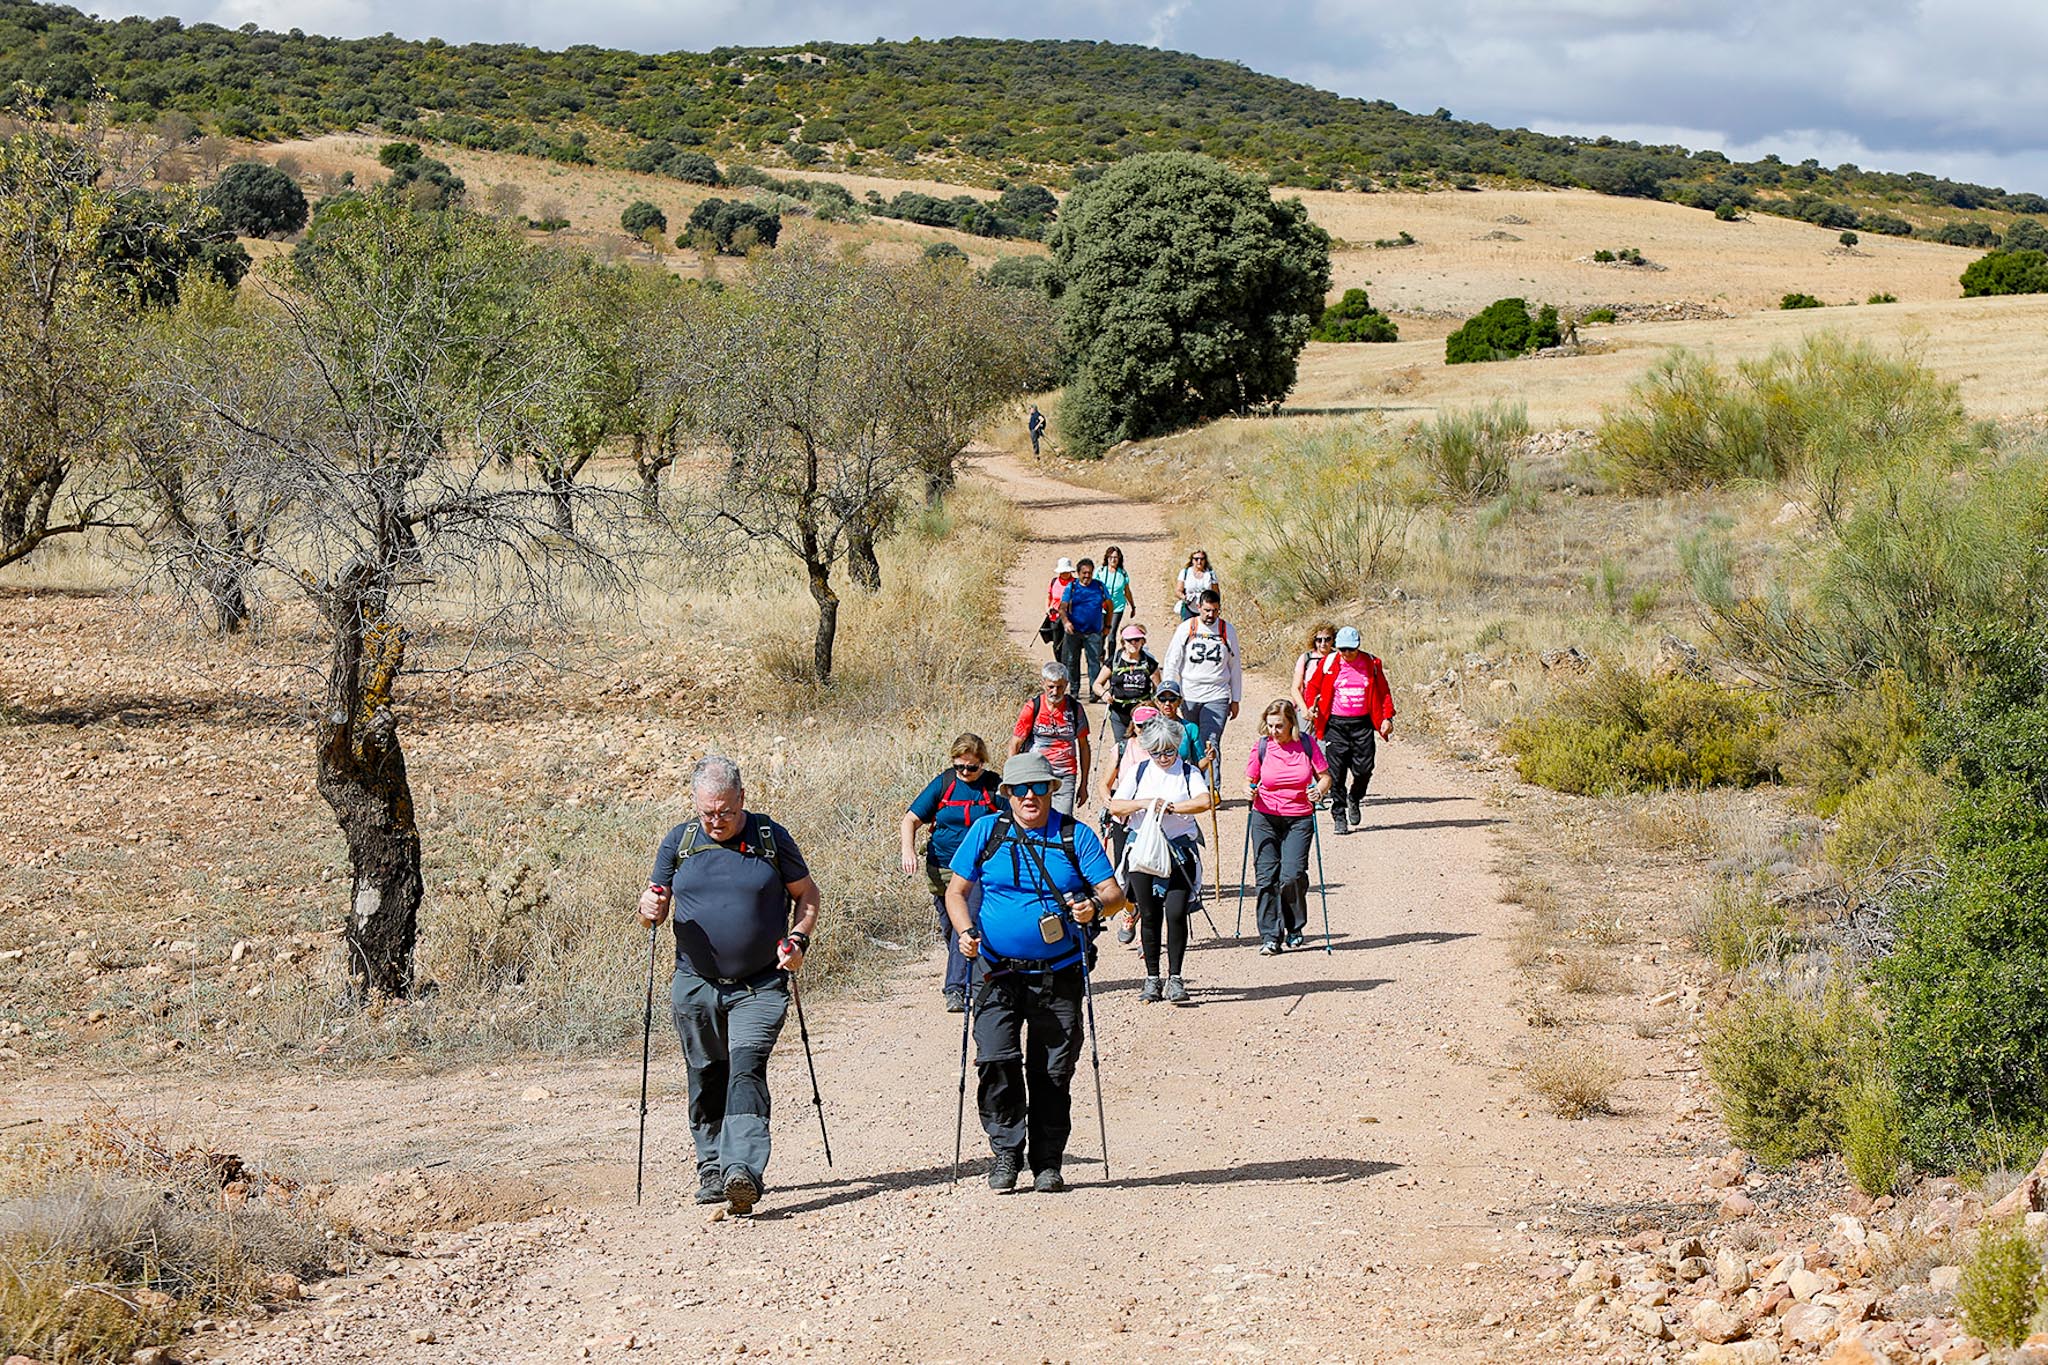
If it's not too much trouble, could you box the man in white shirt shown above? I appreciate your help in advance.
[1162,589,1241,763]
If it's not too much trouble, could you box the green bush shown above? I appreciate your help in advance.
[1311,287,1399,342]
[1956,1217,2045,1348]
[1704,980,1882,1166]
[1960,248,2048,297]
[1827,765,1947,903]
[1714,202,1741,222]
[1882,787,2048,1171]
[923,241,967,262]
[619,200,667,235]
[206,161,308,237]
[1412,401,1524,502]
[1841,1072,1907,1197]
[1781,292,1825,309]
[1776,671,1923,811]
[682,198,781,253]
[983,254,1052,292]
[1581,306,1618,323]
[1597,333,1968,494]
[1501,667,1778,795]
[1867,292,1897,303]
[1227,423,1415,608]
[1696,878,1791,972]
[1444,297,1560,365]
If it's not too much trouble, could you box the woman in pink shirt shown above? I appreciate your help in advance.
[1244,699,1331,954]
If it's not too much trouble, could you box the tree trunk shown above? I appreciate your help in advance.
[207,563,250,634]
[922,456,956,507]
[848,527,881,593]
[632,433,662,518]
[314,596,423,997]
[807,561,839,683]
[545,471,575,536]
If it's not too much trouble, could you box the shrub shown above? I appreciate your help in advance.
[1412,400,1524,501]
[1372,230,1415,248]
[1704,979,1882,1166]
[1867,292,1898,303]
[1864,212,1915,237]
[1311,286,1399,342]
[1581,306,1618,323]
[923,241,967,262]
[205,162,308,237]
[983,254,1052,292]
[1956,1217,2045,1348]
[1960,248,2048,297]
[1781,291,1825,309]
[1776,671,1923,811]
[1715,202,1741,222]
[1928,220,1999,248]
[1827,766,1947,905]
[1842,1072,1907,1197]
[1501,667,1778,794]
[1597,334,1968,494]
[1227,422,1415,608]
[619,200,667,236]
[1839,231,1859,248]
[1695,878,1791,972]
[682,198,782,253]
[1526,1042,1625,1119]
[1444,297,1560,364]
[2003,219,2048,254]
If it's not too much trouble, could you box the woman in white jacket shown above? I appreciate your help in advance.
[1106,716,1217,1005]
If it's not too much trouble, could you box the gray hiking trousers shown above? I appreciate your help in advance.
[671,968,789,1186]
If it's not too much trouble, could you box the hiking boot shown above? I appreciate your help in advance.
[1115,911,1137,945]
[1138,976,1163,1004]
[944,987,967,1014]
[694,1168,726,1205]
[1331,808,1349,836]
[1033,1168,1066,1194]
[988,1149,1022,1192]
[722,1169,760,1216]
[1347,802,1363,829]
[1164,976,1191,1006]
[1258,940,1280,956]
[1286,932,1307,949]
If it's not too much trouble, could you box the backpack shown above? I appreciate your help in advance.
[1020,693,1084,750]
[1170,619,1236,677]
[973,812,1089,969]
[655,816,779,889]
[930,776,999,844]
[1108,650,1158,703]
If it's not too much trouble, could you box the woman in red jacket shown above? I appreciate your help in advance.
[1305,626,1394,834]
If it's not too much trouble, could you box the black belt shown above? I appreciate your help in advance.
[679,964,784,989]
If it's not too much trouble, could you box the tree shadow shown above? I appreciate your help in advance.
[1366,794,1468,808]
[1326,930,1478,953]
[1090,975,1391,1005]
[1365,817,1505,833]
[757,1153,1401,1216]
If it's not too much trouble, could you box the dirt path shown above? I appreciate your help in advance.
[21,457,1701,1363]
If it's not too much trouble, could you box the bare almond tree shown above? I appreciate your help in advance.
[144,200,633,995]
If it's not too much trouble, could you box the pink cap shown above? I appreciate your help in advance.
[1131,706,1161,723]
[1120,624,1146,640]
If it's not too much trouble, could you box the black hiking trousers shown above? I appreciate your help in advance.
[971,962,1083,1172]
[1323,715,1379,811]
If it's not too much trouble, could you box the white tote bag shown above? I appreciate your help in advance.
[1125,799,1174,878]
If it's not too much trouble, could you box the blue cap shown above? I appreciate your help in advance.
[1335,626,1362,649]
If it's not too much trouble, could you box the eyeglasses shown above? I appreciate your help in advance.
[1314,635,1334,643]
[952,761,983,773]
[1009,781,1053,798]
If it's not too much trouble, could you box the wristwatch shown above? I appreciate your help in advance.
[786,930,812,952]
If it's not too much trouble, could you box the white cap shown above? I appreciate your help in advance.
[1055,557,1075,573]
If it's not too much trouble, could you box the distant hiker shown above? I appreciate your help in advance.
[1293,623,1339,730]
[1305,627,1396,835]
[1011,661,1091,817]
[1027,404,1047,456]
[1059,557,1112,701]
[946,752,1125,1192]
[1246,700,1331,954]
[1097,623,1160,749]
[1108,716,1217,1005]
[1097,545,1136,643]
[1175,549,1219,622]
[902,734,1003,1013]
[1163,589,1242,763]
[638,756,820,1216]
[1039,557,1076,658]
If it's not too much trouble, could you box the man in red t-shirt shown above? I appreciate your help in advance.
[1009,661,1091,817]
[1306,626,1394,834]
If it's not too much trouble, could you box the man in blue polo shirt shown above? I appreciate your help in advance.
[639,756,820,1216]
[1059,557,1112,702]
[944,753,1124,1195]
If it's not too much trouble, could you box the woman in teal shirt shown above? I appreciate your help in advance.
[1098,544,1136,643]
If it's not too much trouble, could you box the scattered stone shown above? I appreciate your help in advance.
[1670,1237,1708,1264]
[262,1272,303,1301]
[1789,1267,1839,1300]
[130,1350,175,1365]
[1691,1299,1745,1345]
[1783,1301,1840,1346]
[1568,1260,1616,1292]
[410,1328,437,1344]
[1540,646,1591,674]
[1720,1191,1758,1219]
[1688,1343,1780,1364]
[521,1085,551,1103]
[1677,1256,1712,1282]
[1929,1265,1962,1293]
[1630,1304,1672,1340]
[1716,1248,1753,1293]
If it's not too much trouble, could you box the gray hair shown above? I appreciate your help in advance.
[691,755,744,802]
[1040,660,1066,681]
[1137,716,1185,761]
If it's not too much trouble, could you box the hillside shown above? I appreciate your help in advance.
[2,0,2040,244]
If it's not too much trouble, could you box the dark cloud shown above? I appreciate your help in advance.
[88,0,2048,191]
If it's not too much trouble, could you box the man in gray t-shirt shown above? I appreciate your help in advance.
[640,756,822,1216]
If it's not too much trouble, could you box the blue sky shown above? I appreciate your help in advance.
[90,0,2048,193]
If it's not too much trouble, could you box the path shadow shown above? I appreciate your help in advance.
[1368,817,1505,833]
[1366,794,1468,808]
[1327,930,1477,954]
[761,1154,1402,1216]
[1086,975,1390,1004]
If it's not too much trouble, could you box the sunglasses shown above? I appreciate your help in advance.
[1314,635,1334,643]
[1009,781,1053,798]
[952,761,983,773]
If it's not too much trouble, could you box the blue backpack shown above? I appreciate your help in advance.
[972,812,1089,969]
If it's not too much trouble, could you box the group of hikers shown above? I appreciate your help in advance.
[636,546,1396,1214]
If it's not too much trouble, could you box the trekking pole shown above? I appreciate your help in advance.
[1234,801,1253,938]
[1310,808,1334,956]
[1077,941,1111,1180]
[635,920,657,1205]
[1196,740,1223,939]
[952,977,975,1184]
[783,956,833,1167]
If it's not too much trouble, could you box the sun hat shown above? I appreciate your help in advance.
[1055,556,1075,573]
[1335,626,1362,649]
[1120,624,1146,640]
[999,752,1060,793]
[1155,680,1182,700]
[1131,705,1161,724]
